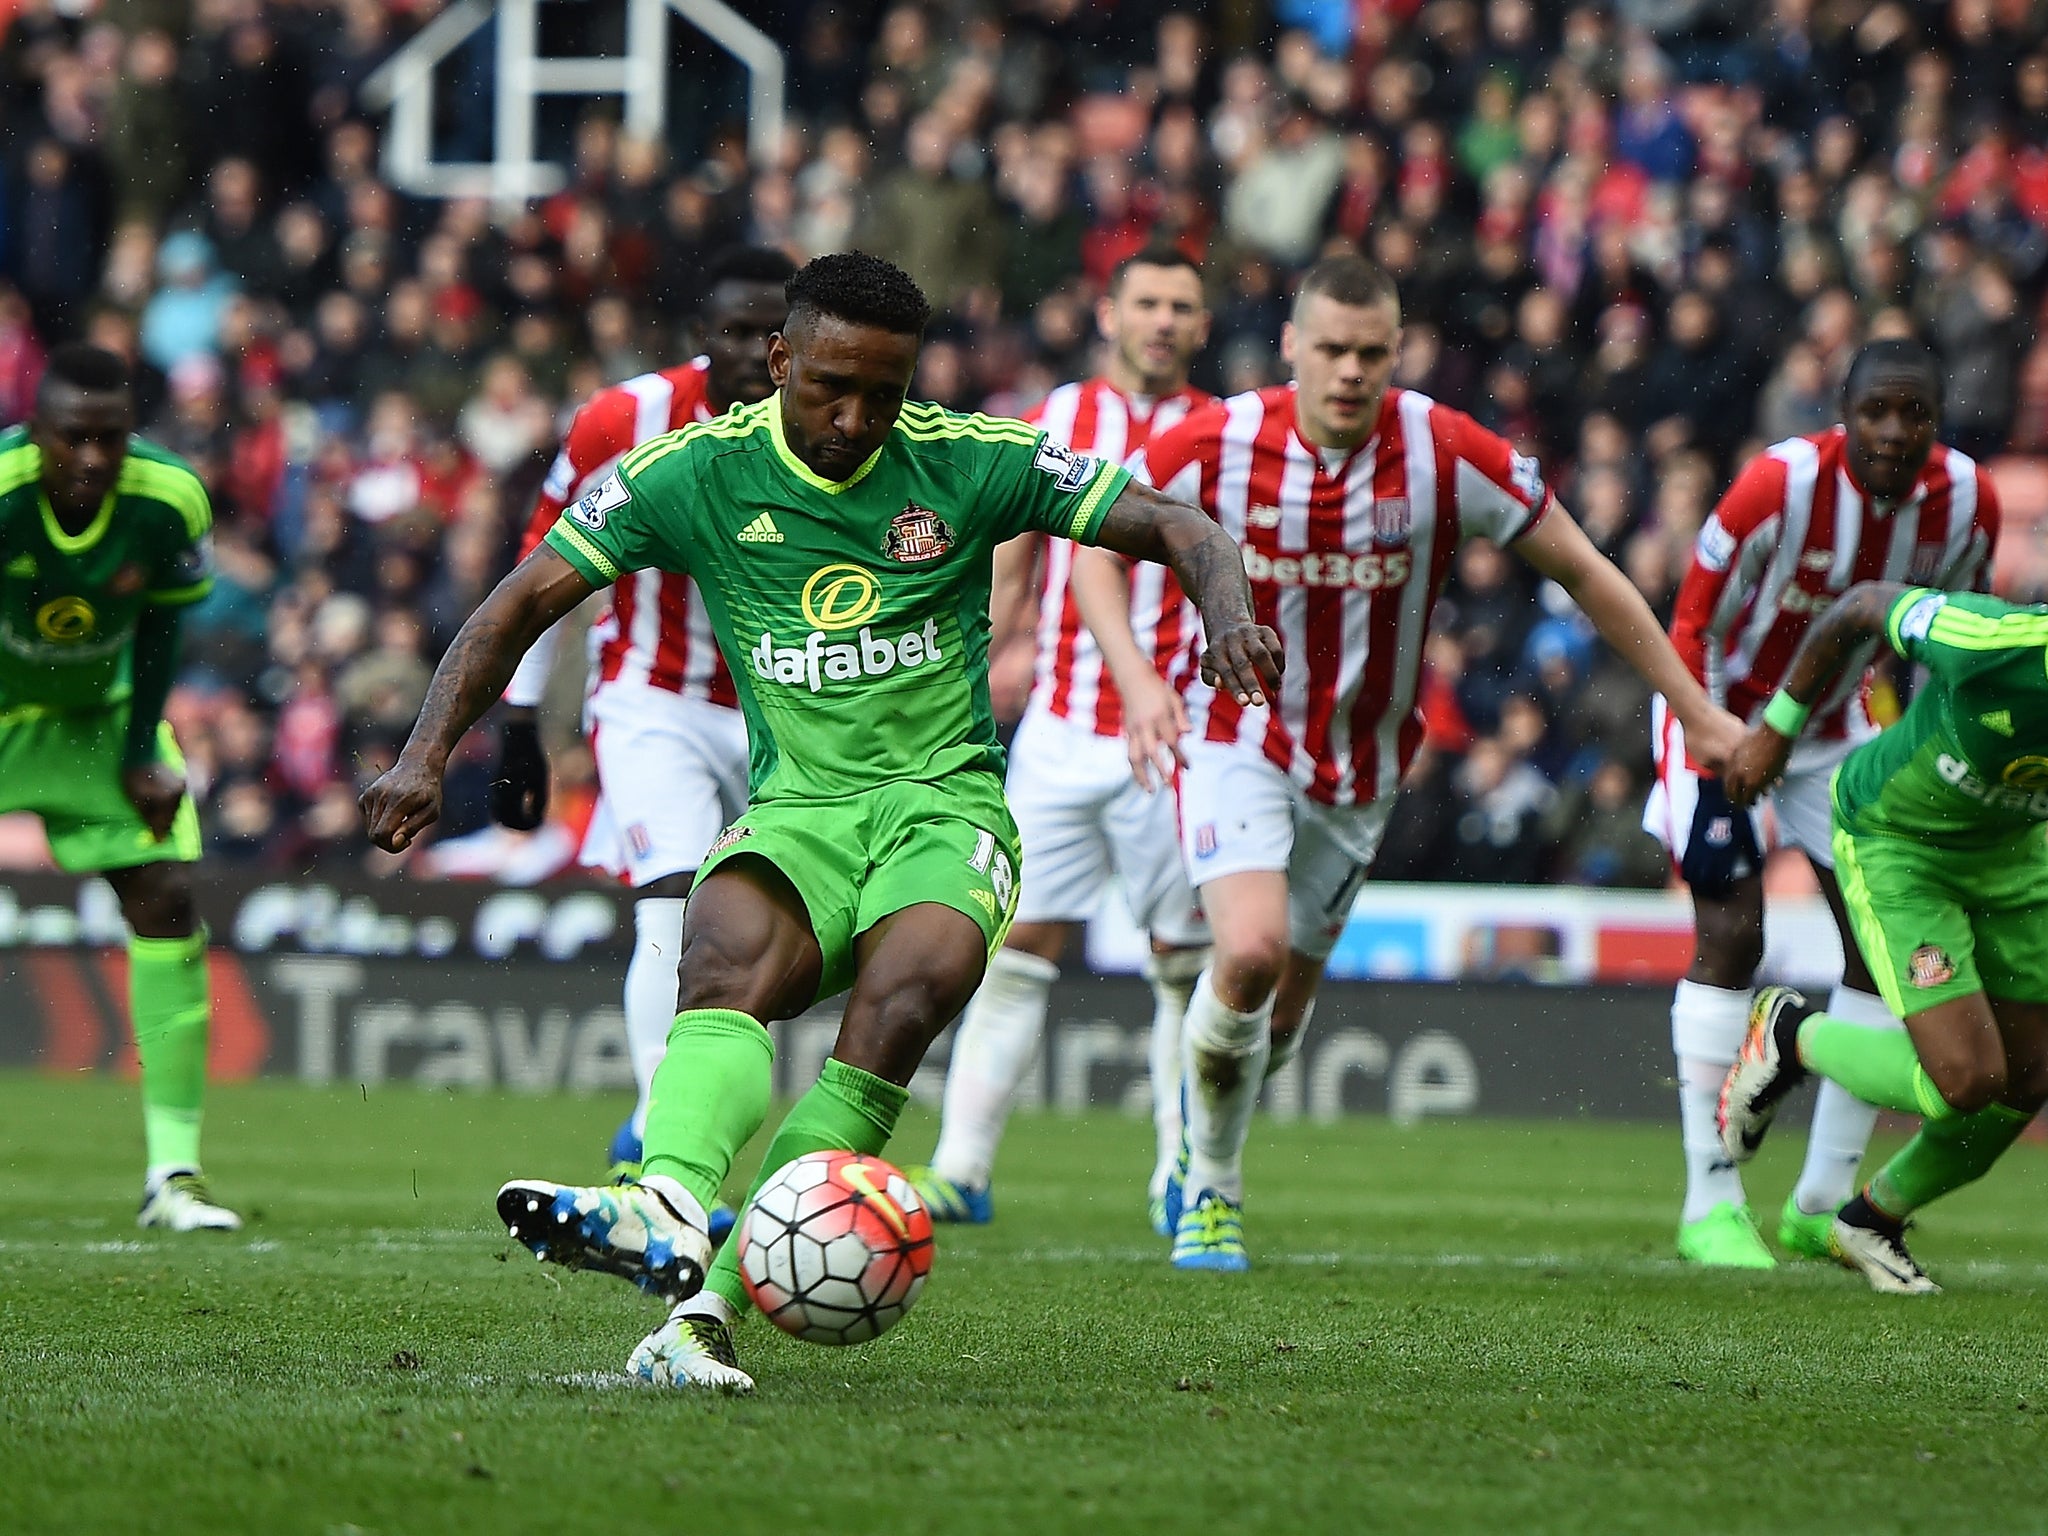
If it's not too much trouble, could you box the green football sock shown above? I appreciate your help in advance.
[129,930,210,1175]
[1867,1102,2033,1219]
[704,1057,910,1314]
[640,1009,777,1216]
[1797,1012,1957,1120]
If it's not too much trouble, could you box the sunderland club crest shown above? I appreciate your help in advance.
[885,503,955,563]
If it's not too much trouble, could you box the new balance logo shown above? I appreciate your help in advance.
[1982,709,2015,737]
[737,513,784,544]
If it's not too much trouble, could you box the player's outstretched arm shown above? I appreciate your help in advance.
[1725,580,1905,807]
[1089,480,1282,709]
[1515,505,1745,769]
[361,546,597,852]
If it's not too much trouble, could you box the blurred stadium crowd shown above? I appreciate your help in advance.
[1,0,2044,885]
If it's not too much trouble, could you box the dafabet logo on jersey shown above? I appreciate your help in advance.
[799,564,883,630]
[756,563,944,693]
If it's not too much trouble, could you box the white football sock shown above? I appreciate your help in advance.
[637,1172,710,1233]
[928,947,1060,1189]
[1672,979,1751,1224]
[1145,947,1207,1198]
[1181,968,1274,1204]
[677,1289,737,1326]
[1792,984,1897,1214]
[625,898,687,1139]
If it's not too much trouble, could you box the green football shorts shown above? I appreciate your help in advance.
[1832,815,2048,1017]
[696,772,1021,1002]
[0,704,201,873]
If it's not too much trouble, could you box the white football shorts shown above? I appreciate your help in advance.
[1174,736,1393,960]
[581,681,750,887]
[1005,704,1207,946]
[1642,693,1865,872]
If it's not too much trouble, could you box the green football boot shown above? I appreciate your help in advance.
[1777,1195,1840,1261]
[1676,1200,1776,1268]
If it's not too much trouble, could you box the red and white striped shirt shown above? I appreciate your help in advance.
[1024,378,1213,734]
[1669,427,1999,748]
[1135,385,1552,806]
[518,361,737,706]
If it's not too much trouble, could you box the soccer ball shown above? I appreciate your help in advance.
[738,1150,934,1345]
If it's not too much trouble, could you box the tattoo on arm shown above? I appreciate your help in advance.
[1092,481,1253,635]
[1779,581,1907,705]
[405,548,595,765]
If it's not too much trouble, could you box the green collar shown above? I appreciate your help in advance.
[766,393,887,494]
[40,488,115,554]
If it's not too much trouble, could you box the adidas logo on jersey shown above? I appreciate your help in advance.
[1982,709,2015,736]
[737,512,784,544]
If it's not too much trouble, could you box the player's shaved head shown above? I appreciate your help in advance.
[37,341,132,411]
[702,244,799,298]
[1283,257,1403,450]
[698,245,796,411]
[1842,338,1942,505]
[32,343,134,519]
[1290,254,1402,327]
[1844,337,1942,416]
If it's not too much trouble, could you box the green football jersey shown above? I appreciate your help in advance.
[0,427,213,714]
[544,394,1130,802]
[1833,587,2048,846]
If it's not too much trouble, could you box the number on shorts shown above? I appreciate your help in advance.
[968,829,996,872]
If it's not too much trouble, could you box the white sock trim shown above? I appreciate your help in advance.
[1144,945,1210,988]
[637,1173,709,1234]
[678,1290,737,1326]
[1184,968,1274,1056]
[1670,979,1751,1062]
[987,945,1061,989]
[1826,984,1901,1030]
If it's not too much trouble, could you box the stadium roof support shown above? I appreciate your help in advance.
[361,0,786,204]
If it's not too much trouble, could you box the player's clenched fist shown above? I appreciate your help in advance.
[361,754,445,853]
[1723,725,1793,808]
[1200,621,1284,709]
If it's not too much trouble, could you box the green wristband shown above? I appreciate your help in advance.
[1762,690,1811,737]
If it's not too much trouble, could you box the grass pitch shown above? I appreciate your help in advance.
[6,1075,2048,1534]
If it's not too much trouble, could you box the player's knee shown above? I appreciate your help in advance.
[867,972,964,1055]
[674,926,791,1017]
[1212,929,1286,998]
[120,867,197,939]
[1934,1058,2006,1115]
